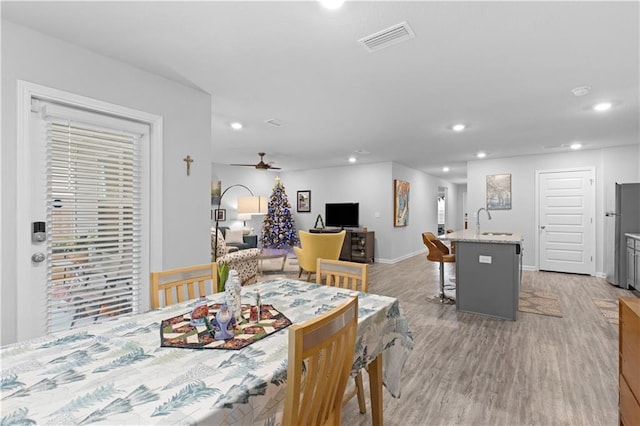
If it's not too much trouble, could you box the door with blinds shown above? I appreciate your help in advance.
[21,99,150,339]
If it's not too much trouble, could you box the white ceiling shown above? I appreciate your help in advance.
[4,1,639,183]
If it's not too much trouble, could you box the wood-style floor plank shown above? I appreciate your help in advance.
[341,254,637,425]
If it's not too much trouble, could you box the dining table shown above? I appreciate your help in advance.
[0,278,413,425]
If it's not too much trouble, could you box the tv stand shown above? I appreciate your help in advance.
[308,228,374,263]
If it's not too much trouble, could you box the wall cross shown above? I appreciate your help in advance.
[183,155,194,176]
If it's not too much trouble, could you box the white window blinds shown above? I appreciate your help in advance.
[45,111,144,333]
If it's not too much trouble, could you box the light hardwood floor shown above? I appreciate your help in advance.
[341,254,638,426]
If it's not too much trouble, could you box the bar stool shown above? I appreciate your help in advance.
[422,232,456,303]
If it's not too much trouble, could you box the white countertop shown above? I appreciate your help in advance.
[626,233,640,240]
[440,229,523,244]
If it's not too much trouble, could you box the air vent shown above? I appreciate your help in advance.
[358,21,415,52]
[265,118,284,127]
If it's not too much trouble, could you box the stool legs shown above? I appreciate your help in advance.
[439,262,455,304]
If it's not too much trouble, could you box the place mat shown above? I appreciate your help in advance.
[160,303,292,350]
[518,289,562,318]
[593,298,618,325]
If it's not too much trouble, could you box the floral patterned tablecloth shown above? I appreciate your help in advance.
[1,278,413,425]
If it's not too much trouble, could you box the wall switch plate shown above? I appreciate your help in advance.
[479,255,492,264]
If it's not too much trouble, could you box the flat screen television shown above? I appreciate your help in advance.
[325,203,359,228]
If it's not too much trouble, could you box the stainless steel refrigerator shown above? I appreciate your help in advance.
[605,182,640,288]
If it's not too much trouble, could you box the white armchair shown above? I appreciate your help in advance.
[211,229,260,285]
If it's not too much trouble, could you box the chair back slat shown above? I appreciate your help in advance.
[283,296,358,426]
[316,258,369,293]
[150,263,217,309]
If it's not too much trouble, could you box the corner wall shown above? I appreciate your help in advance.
[1,21,212,344]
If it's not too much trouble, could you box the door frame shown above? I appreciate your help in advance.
[16,81,164,340]
[534,166,596,275]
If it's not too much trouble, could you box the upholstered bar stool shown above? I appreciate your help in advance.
[422,232,456,303]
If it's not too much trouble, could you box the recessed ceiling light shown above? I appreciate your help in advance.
[593,102,612,112]
[442,166,450,172]
[230,122,243,130]
[476,152,487,159]
[348,156,357,163]
[571,86,591,97]
[452,123,466,132]
[320,0,344,9]
[570,142,582,150]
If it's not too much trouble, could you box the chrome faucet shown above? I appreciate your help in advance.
[476,207,492,233]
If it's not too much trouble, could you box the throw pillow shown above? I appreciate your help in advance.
[225,229,245,244]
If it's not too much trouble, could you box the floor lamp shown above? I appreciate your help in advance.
[213,184,267,261]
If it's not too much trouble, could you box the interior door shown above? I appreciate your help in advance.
[538,169,595,275]
[17,96,150,341]
[16,102,50,340]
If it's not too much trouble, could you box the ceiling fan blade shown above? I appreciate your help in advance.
[230,153,280,169]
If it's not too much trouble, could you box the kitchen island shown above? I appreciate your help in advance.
[441,230,523,320]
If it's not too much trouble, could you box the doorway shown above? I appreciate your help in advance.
[536,168,595,275]
[16,81,162,341]
[437,187,447,235]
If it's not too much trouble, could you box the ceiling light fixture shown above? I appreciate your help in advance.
[570,142,582,150]
[476,152,487,159]
[452,123,466,132]
[442,166,450,172]
[230,122,243,130]
[320,0,344,9]
[348,156,357,163]
[593,102,612,112]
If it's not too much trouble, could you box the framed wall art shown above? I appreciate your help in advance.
[394,179,410,227]
[297,190,311,213]
[214,209,226,221]
[211,180,222,206]
[486,174,512,210]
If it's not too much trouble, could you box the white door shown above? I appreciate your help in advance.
[16,82,157,341]
[538,169,595,275]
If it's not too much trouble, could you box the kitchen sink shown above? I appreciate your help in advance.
[481,232,513,236]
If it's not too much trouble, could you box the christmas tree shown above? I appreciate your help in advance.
[260,177,299,249]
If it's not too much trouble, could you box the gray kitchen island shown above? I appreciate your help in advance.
[441,230,523,321]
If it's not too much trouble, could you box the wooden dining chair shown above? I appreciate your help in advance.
[283,295,358,426]
[150,263,218,309]
[316,258,368,414]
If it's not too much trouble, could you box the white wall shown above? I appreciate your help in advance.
[213,161,460,263]
[1,21,212,344]
[466,145,639,271]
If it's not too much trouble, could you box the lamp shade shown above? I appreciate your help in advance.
[237,213,252,221]
[238,196,268,215]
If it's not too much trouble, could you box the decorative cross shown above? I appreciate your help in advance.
[183,155,194,176]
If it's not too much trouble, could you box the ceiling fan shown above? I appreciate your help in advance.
[230,152,281,170]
